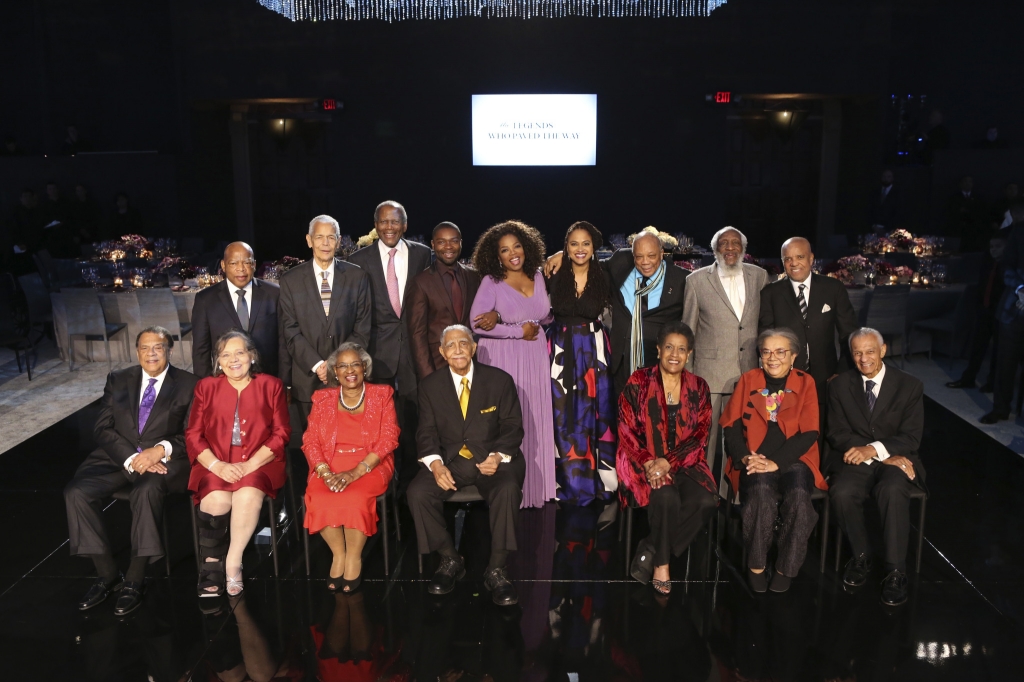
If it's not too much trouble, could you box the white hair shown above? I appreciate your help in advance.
[308,214,340,236]
[711,226,748,254]
[848,327,885,352]
[440,324,473,346]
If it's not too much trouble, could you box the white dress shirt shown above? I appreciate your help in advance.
[124,365,173,473]
[311,261,336,373]
[861,362,890,464]
[718,265,745,318]
[378,238,409,307]
[420,362,507,469]
[230,279,254,326]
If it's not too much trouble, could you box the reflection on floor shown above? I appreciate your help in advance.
[1,395,1023,680]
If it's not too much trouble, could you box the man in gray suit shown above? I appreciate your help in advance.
[279,214,372,423]
[682,226,769,474]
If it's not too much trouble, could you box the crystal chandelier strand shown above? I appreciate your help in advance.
[257,0,725,19]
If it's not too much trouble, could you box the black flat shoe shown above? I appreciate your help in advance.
[843,553,872,587]
[980,411,1009,424]
[78,575,122,611]
[769,571,792,593]
[113,580,144,617]
[428,555,466,596]
[945,379,973,389]
[483,566,519,606]
[880,570,908,606]
[747,569,769,593]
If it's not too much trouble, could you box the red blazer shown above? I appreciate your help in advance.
[301,383,399,485]
[720,368,827,494]
[185,373,291,494]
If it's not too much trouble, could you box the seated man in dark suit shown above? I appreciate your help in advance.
[64,326,199,616]
[191,241,285,379]
[407,324,525,606]
[827,328,925,607]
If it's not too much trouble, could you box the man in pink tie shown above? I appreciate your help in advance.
[348,201,432,486]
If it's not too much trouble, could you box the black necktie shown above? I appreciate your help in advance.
[797,284,807,319]
[865,380,876,412]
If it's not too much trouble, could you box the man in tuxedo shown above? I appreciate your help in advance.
[868,169,902,233]
[64,327,199,616]
[947,234,1006,392]
[279,214,371,422]
[683,227,769,473]
[827,328,925,607]
[191,241,285,379]
[407,324,525,606]
[982,202,1024,423]
[407,222,482,380]
[347,201,432,482]
[759,237,858,405]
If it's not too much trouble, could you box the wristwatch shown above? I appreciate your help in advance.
[498,453,512,464]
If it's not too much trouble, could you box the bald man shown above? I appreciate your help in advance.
[758,237,858,406]
[190,241,286,379]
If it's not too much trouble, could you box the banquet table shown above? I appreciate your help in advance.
[53,288,199,367]
[845,283,968,356]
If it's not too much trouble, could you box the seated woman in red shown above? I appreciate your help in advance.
[302,342,398,592]
[186,330,290,597]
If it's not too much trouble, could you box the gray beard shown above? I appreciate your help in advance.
[715,253,744,276]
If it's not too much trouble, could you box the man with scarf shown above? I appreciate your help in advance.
[543,230,688,394]
[683,227,769,478]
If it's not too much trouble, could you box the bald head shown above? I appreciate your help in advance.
[780,237,814,283]
[221,241,256,289]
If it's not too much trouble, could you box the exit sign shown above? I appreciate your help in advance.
[705,92,740,104]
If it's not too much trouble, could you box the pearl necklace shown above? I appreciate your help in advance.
[339,385,365,411]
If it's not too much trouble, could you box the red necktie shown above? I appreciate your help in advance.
[448,270,464,319]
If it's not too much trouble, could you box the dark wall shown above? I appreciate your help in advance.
[3,0,1022,259]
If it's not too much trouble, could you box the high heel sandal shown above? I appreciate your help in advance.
[196,510,230,598]
[651,578,672,595]
[340,574,362,593]
[226,566,244,596]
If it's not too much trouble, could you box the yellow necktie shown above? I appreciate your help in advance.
[458,377,473,459]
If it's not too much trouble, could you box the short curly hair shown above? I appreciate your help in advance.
[471,220,547,281]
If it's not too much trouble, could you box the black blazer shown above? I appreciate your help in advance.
[603,249,687,375]
[278,258,372,402]
[868,185,902,229]
[826,365,926,485]
[94,365,199,475]
[416,362,524,465]
[347,240,433,381]
[758,274,858,400]
[190,278,286,380]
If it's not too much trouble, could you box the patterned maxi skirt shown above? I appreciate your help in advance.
[548,319,618,505]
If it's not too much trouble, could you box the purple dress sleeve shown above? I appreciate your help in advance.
[470,276,526,339]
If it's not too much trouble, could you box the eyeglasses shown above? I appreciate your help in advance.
[335,362,364,372]
[760,348,792,359]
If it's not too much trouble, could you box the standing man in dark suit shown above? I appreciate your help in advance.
[191,241,285,379]
[407,222,482,380]
[279,214,372,424]
[759,236,859,404]
[64,326,199,616]
[868,169,902,233]
[947,234,1007,392]
[347,201,432,482]
[982,202,1024,423]
[827,328,925,607]
[407,324,525,606]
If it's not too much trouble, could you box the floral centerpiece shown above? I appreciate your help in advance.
[888,228,915,250]
[356,228,378,247]
[837,255,870,272]
[628,226,677,251]
[875,261,915,283]
[154,256,196,279]
[337,235,358,259]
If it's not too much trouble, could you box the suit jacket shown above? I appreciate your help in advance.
[999,223,1024,324]
[190,278,286,380]
[347,240,432,381]
[758,274,858,400]
[602,249,688,375]
[416,362,524,465]
[826,366,926,485]
[868,185,902,229]
[683,262,770,393]
[407,261,482,380]
[93,365,199,476]
[278,258,372,402]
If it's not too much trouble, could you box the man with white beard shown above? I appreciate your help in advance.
[683,227,769,480]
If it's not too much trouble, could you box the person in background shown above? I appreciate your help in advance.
[469,220,555,509]
[945,176,989,252]
[40,180,75,257]
[546,221,616,506]
[8,188,43,274]
[947,235,1007,392]
[982,202,1024,423]
[991,182,1019,231]
[186,331,290,597]
[62,124,91,155]
[70,183,103,244]
[974,125,1008,150]
[107,191,144,237]
[868,169,903,233]
[721,329,826,593]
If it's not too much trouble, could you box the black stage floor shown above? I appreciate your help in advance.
[2,395,1023,681]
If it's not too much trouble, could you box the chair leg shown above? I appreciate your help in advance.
[380,496,390,577]
[418,552,424,576]
[162,504,172,577]
[25,349,32,381]
[303,510,311,577]
[189,496,201,574]
[624,506,634,576]
[834,527,843,573]
[915,498,927,574]
[68,334,74,371]
[13,349,23,372]
[104,336,112,373]
[393,490,402,543]
[819,498,830,574]
[265,496,279,577]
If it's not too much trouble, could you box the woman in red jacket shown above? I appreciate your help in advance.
[302,342,398,592]
[721,328,827,594]
[186,331,290,597]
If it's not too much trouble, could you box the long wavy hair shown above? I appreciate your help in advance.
[471,220,547,281]
[549,221,610,313]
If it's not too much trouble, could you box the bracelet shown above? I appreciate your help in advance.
[359,461,372,474]
[315,463,331,479]
[206,459,221,472]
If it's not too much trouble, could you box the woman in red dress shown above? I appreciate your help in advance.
[302,342,398,592]
[186,330,290,597]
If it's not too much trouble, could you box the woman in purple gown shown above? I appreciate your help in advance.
[470,220,555,508]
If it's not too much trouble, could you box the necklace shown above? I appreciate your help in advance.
[339,385,365,411]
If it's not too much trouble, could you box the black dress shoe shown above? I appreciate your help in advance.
[78,575,122,611]
[945,379,973,389]
[113,580,144,617]
[880,570,908,606]
[843,553,872,587]
[747,568,769,593]
[769,571,792,593]
[980,411,1009,424]
[427,555,466,596]
[483,566,519,606]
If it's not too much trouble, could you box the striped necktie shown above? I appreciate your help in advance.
[320,271,331,317]
[458,377,473,459]
[797,283,808,319]
[865,380,876,412]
